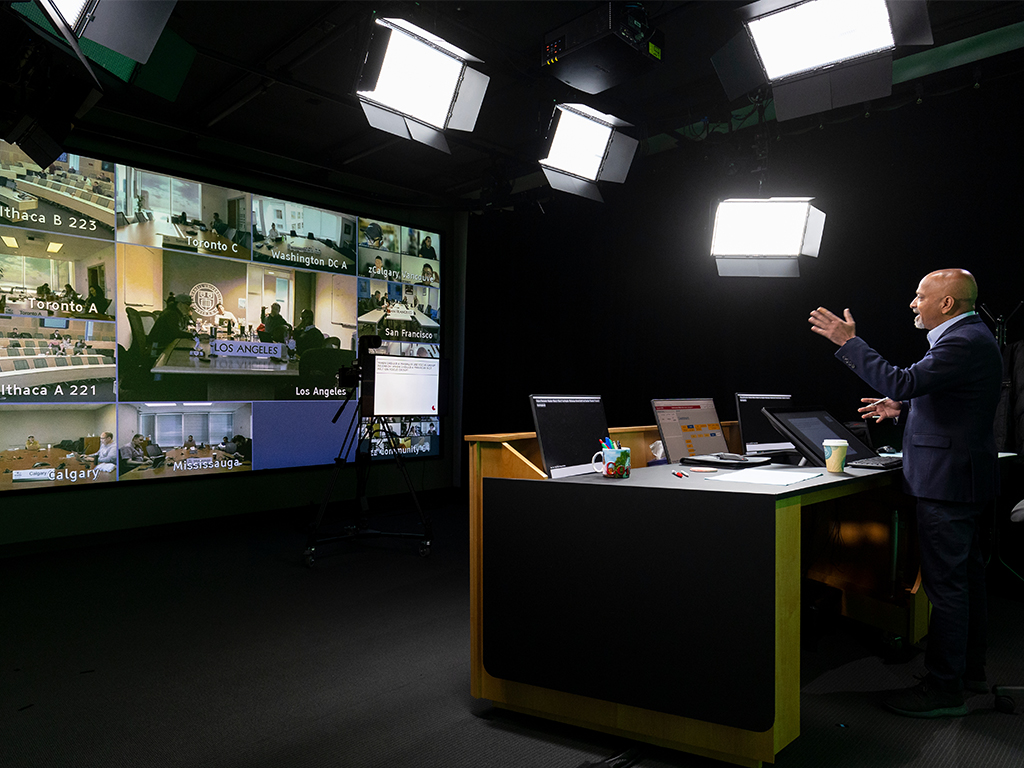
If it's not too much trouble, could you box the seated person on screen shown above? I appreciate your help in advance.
[6,327,19,339]
[183,435,196,449]
[73,339,86,355]
[86,432,117,471]
[121,434,152,468]
[364,255,385,278]
[210,212,225,233]
[148,294,195,354]
[60,335,73,355]
[49,329,63,340]
[231,435,252,461]
[418,264,438,286]
[294,309,324,355]
[217,436,238,454]
[418,235,437,260]
[85,285,108,314]
[268,224,281,240]
[264,302,291,343]
[362,222,384,248]
[213,302,238,328]
[61,284,80,303]
[25,435,40,451]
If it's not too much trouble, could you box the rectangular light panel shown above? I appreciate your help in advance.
[540,108,613,182]
[46,0,91,31]
[746,0,894,80]
[711,198,824,257]
[357,25,465,130]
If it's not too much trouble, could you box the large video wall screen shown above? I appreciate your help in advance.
[0,142,442,493]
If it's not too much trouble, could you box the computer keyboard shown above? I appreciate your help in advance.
[847,455,903,470]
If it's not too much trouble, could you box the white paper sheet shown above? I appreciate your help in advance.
[704,468,823,486]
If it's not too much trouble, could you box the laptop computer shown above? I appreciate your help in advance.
[760,406,902,469]
[651,398,730,463]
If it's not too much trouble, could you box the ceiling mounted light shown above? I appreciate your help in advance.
[712,0,933,121]
[711,197,825,277]
[47,242,64,253]
[36,0,176,64]
[539,104,638,202]
[2,236,19,248]
[356,18,490,153]
[748,0,894,81]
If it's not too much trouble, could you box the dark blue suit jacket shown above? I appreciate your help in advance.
[836,314,1001,503]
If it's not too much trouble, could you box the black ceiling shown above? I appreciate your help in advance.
[5,1,1024,209]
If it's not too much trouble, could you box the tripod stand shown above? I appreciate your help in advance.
[303,351,432,568]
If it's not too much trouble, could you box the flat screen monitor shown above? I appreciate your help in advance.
[651,398,729,462]
[760,406,877,467]
[0,141,445,495]
[529,395,608,479]
[370,355,440,416]
[735,393,794,453]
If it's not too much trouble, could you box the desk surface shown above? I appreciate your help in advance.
[118,219,252,260]
[0,448,116,490]
[563,462,897,498]
[253,236,356,272]
[0,186,37,210]
[152,338,299,377]
[357,307,438,328]
[119,446,250,480]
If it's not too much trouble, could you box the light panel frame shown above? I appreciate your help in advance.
[356,18,490,154]
[745,0,895,81]
[712,197,826,277]
[539,104,639,202]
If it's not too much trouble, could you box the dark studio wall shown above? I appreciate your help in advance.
[463,81,1024,438]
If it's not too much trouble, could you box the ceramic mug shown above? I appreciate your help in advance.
[592,447,631,478]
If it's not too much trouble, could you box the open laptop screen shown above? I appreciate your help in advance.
[651,398,729,463]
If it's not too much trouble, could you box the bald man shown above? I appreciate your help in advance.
[809,269,1001,718]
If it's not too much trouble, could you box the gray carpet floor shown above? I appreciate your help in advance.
[2,496,1023,768]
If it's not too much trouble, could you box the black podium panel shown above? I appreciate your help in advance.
[482,477,777,732]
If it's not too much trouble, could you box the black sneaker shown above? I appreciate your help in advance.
[885,681,967,718]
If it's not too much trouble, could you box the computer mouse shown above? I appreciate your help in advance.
[716,453,748,461]
[878,445,897,454]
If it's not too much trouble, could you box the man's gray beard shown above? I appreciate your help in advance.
[914,314,924,329]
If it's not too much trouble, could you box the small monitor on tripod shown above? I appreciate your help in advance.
[364,354,440,417]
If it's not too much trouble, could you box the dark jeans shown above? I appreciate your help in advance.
[916,497,988,692]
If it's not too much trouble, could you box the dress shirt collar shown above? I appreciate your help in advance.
[927,310,976,348]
